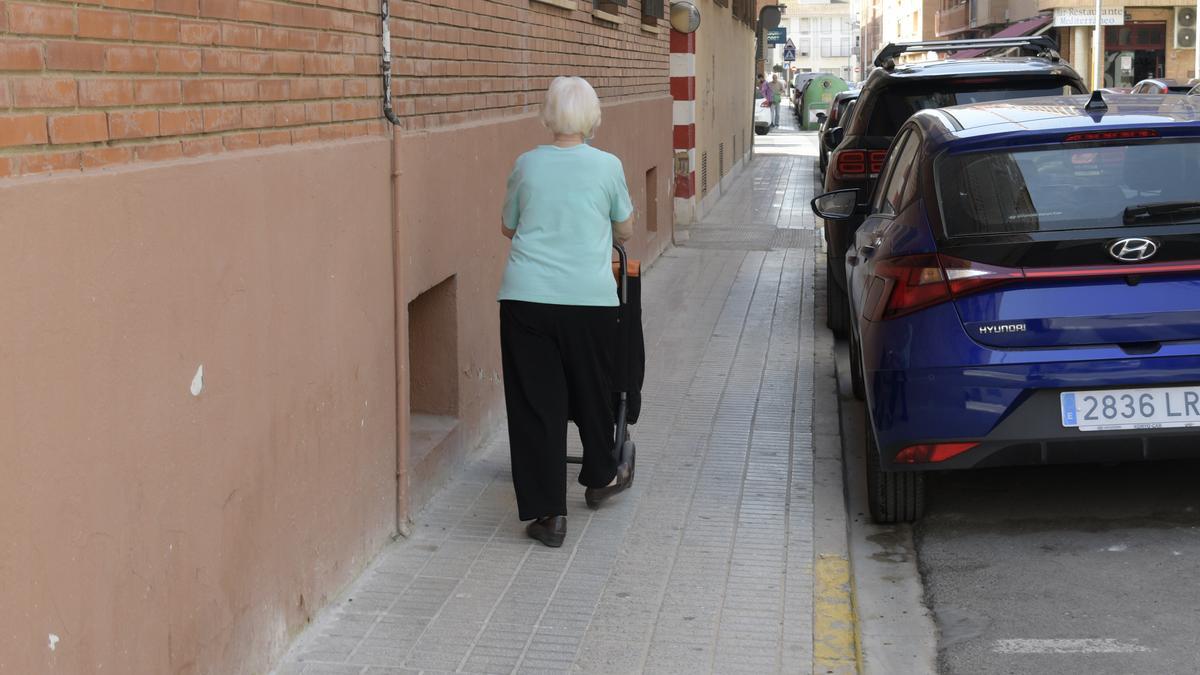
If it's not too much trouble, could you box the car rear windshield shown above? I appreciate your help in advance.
[866,79,1084,136]
[936,139,1200,236]
[833,97,855,123]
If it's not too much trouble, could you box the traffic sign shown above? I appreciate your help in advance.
[783,46,796,61]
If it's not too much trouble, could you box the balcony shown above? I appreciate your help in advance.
[935,2,970,36]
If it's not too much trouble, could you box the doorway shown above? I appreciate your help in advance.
[1104,22,1166,88]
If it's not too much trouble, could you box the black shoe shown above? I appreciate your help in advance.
[584,450,635,509]
[526,516,566,547]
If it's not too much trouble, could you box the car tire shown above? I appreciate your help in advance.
[849,328,866,401]
[864,421,925,524]
[755,126,769,136]
[825,256,849,338]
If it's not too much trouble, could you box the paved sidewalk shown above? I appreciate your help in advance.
[274,122,829,675]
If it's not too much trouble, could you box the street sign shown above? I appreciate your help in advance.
[1052,7,1124,26]
[766,27,787,45]
[783,45,796,61]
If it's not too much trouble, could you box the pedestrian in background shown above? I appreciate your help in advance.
[769,73,784,128]
[759,74,771,102]
[498,76,637,548]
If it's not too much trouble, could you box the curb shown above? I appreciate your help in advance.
[811,247,861,675]
[816,251,940,675]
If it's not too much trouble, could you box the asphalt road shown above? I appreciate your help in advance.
[916,456,1200,675]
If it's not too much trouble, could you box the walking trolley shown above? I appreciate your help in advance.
[566,243,643,470]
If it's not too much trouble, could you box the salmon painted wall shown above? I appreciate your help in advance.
[0,138,397,674]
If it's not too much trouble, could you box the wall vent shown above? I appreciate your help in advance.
[645,166,658,232]
[701,151,708,195]
[719,142,725,178]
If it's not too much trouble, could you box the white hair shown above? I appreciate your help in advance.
[542,76,602,138]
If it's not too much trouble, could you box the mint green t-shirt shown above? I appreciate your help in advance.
[498,144,634,307]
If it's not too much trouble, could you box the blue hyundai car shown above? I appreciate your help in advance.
[812,93,1200,522]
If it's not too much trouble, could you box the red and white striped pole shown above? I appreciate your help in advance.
[670,29,697,224]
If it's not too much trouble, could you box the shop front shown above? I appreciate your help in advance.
[1105,19,1167,87]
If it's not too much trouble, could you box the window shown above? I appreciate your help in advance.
[820,36,851,57]
[936,140,1200,236]
[799,17,811,33]
[641,0,663,23]
[865,79,1085,137]
[875,130,921,216]
[594,0,628,14]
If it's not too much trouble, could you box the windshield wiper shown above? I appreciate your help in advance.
[1123,201,1200,225]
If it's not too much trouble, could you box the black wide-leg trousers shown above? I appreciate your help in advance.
[500,300,619,521]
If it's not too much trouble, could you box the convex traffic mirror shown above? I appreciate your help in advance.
[670,1,700,33]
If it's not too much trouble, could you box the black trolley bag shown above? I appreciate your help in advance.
[566,243,643,467]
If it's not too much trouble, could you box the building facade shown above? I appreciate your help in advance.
[1045,1,1197,88]
[860,0,940,69]
[671,0,756,223]
[774,0,860,82]
[0,0,672,671]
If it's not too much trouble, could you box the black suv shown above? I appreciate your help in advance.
[820,37,1087,336]
[818,90,859,175]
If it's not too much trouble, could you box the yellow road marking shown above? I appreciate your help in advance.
[814,554,859,674]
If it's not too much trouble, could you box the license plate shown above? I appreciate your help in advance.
[1061,386,1200,431]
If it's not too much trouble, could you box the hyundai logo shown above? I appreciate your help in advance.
[1108,237,1158,262]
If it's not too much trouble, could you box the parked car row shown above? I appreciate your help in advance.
[811,36,1200,524]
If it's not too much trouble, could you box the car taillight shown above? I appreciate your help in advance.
[870,253,1200,321]
[1064,129,1159,142]
[868,252,1200,319]
[869,254,1023,319]
[894,442,979,464]
[833,149,887,179]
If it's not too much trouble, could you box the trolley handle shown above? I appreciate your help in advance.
[613,243,628,305]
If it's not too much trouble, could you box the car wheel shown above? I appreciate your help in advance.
[849,327,866,401]
[826,256,849,338]
[864,421,925,524]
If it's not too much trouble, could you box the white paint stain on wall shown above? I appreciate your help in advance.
[190,365,204,396]
[48,634,59,651]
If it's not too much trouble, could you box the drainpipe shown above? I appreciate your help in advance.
[381,0,409,537]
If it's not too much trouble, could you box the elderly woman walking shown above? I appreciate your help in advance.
[498,76,636,548]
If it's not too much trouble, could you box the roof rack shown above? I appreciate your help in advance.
[872,36,1060,70]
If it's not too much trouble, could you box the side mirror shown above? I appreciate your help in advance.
[811,189,861,220]
[816,112,828,124]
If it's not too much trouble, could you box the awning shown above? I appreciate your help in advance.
[953,15,1054,58]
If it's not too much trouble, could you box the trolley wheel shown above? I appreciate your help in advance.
[621,437,635,482]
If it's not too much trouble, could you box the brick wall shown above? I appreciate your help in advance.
[0,0,386,177]
[389,0,670,131]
